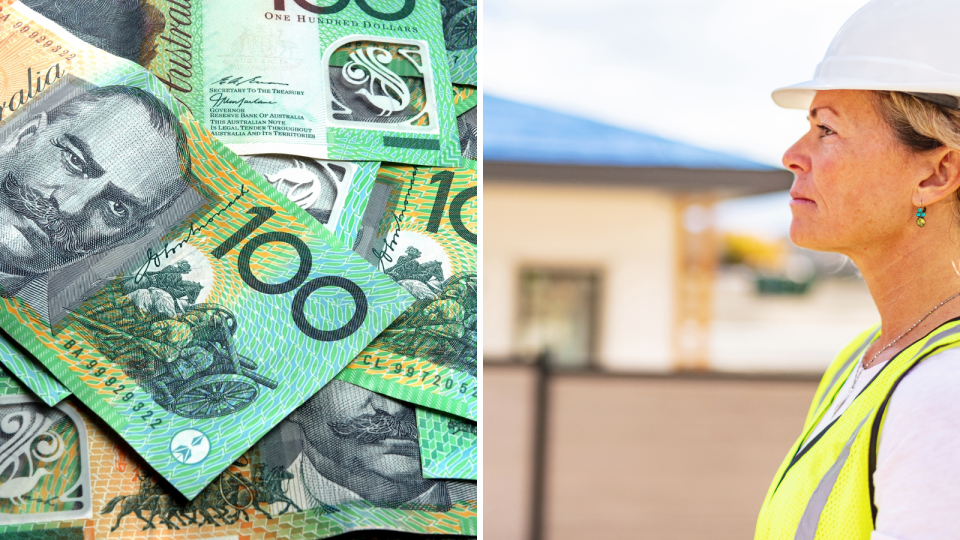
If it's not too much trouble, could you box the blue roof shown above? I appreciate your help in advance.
[484,95,775,171]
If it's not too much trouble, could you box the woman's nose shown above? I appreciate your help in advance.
[782,136,811,174]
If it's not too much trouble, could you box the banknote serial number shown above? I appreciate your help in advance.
[0,9,77,60]
[61,339,163,429]
[357,355,477,398]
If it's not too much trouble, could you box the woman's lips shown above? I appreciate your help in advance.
[789,197,816,208]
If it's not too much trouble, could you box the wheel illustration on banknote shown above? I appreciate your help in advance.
[71,247,278,419]
[217,465,301,519]
[171,373,259,418]
[442,0,478,51]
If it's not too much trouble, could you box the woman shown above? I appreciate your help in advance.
[755,1,960,539]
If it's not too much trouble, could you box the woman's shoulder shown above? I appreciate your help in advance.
[891,347,960,409]
[900,345,960,381]
[874,347,960,540]
[883,347,960,432]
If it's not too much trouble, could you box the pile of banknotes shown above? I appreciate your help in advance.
[0,1,477,538]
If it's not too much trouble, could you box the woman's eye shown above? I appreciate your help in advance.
[818,124,835,137]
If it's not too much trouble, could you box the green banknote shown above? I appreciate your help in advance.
[417,406,476,480]
[0,332,68,405]
[442,0,477,85]
[19,0,465,166]
[337,165,477,420]
[0,366,477,538]
[0,4,412,498]
[0,156,383,406]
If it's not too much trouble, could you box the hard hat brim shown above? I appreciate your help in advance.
[773,78,960,110]
[771,79,897,110]
[772,84,820,111]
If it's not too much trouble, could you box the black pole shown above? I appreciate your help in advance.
[529,352,551,540]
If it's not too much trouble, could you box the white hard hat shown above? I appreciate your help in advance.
[772,0,960,111]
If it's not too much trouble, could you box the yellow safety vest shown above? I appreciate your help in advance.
[755,319,960,540]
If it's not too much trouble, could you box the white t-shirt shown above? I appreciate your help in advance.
[800,347,960,540]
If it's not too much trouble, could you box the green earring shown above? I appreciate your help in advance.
[917,206,927,227]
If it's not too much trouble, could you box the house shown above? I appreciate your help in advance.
[483,96,793,371]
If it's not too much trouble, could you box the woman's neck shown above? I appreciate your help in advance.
[849,223,960,361]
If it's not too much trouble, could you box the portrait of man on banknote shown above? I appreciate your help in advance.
[0,80,193,322]
[259,379,476,511]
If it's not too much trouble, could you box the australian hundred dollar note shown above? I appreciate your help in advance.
[0,3,413,498]
[0,154,389,409]
[18,0,465,166]
[0,8,398,409]
[0,364,476,538]
[337,164,476,420]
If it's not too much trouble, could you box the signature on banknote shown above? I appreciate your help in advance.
[209,94,277,109]
[213,75,288,87]
[371,171,416,270]
[133,184,253,284]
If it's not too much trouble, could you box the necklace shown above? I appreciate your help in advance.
[831,289,960,418]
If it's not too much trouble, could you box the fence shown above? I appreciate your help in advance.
[484,360,821,540]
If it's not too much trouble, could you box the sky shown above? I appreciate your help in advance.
[484,0,870,237]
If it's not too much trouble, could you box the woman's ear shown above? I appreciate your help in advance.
[914,147,960,207]
[0,112,47,155]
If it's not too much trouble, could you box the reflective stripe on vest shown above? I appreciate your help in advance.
[755,319,960,540]
[794,412,872,540]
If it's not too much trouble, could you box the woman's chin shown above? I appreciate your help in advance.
[790,219,840,253]
[789,221,829,252]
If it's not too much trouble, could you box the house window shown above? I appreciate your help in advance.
[516,268,600,368]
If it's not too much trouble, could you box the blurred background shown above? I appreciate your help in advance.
[482,0,881,538]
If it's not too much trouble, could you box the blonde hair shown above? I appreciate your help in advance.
[872,91,960,153]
